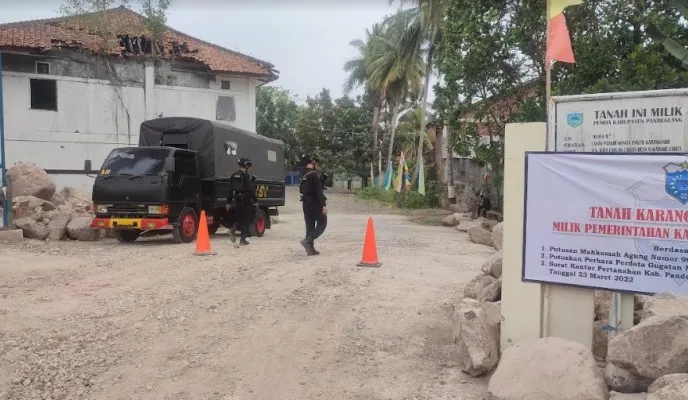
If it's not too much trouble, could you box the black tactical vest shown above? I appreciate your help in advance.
[300,170,317,195]
[230,171,245,191]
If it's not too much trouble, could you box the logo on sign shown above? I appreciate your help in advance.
[567,112,583,127]
[663,161,688,205]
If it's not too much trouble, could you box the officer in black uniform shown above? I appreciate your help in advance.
[299,154,328,255]
[228,157,257,247]
[476,193,492,218]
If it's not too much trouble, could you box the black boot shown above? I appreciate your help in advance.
[300,237,316,255]
[228,224,237,243]
[239,237,250,246]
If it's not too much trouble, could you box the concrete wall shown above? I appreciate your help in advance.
[501,122,596,352]
[1,51,261,192]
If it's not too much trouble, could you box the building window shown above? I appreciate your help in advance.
[30,79,57,111]
[220,80,230,90]
[216,96,236,121]
[36,62,50,75]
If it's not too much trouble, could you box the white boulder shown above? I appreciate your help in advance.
[488,337,608,400]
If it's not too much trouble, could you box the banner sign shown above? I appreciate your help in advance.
[555,95,688,152]
[523,152,688,294]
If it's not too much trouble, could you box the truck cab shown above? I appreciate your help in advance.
[91,146,208,243]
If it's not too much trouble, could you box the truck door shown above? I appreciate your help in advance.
[169,151,202,217]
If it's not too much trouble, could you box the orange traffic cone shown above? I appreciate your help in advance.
[357,216,382,268]
[194,210,216,256]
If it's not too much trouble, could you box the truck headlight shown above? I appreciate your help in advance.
[148,205,169,215]
[96,204,109,214]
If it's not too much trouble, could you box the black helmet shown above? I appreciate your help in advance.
[238,157,252,168]
[301,154,319,165]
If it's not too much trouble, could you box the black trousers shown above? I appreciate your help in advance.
[477,205,490,218]
[303,202,327,243]
[232,203,253,239]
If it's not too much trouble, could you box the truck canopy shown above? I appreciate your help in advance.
[139,117,285,182]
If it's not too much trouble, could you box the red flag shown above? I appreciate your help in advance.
[546,0,582,64]
[547,13,575,64]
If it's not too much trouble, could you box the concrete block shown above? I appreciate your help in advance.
[0,229,24,243]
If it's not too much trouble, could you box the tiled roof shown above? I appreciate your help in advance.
[0,6,278,81]
[457,81,541,136]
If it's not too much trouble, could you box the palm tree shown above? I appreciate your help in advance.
[388,0,446,188]
[366,12,424,183]
[343,23,385,176]
[396,106,434,163]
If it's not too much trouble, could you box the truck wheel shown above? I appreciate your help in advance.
[208,222,220,235]
[250,209,267,237]
[114,229,141,243]
[173,207,198,243]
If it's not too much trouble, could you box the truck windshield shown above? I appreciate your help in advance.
[101,148,169,176]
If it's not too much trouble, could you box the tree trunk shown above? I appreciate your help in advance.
[385,101,401,188]
[411,47,434,188]
[371,97,381,186]
[371,101,381,153]
[446,126,456,204]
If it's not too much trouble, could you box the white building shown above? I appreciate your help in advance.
[0,6,278,190]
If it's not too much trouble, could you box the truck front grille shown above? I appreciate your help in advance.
[108,204,147,216]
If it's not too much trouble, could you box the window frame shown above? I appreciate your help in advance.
[29,78,58,111]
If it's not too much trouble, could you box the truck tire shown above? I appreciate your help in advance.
[250,209,267,237]
[114,229,141,243]
[173,207,198,243]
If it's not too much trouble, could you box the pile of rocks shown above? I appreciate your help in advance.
[447,206,688,399]
[5,162,102,241]
[441,209,504,250]
[602,293,688,399]
[482,293,688,400]
[450,224,504,377]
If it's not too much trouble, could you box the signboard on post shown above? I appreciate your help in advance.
[546,89,688,337]
[550,89,688,152]
[523,152,688,294]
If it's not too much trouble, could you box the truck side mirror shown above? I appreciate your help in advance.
[164,156,175,172]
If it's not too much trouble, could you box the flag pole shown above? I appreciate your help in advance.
[0,50,7,228]
[545,0,552,105]
[542,0,553,339]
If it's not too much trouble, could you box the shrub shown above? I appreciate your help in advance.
[357,186,437,209]
[424,181,440,208]
[357,186,396,204]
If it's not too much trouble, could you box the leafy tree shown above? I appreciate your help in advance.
[433,0,688,207]
[59,0,172,55]
[367,11,424,178]
[434,0,521,192]
[389,0,446,187]
[256,86,301,168]
[344,23,386,167]
[260,88,373,182]
[330,95,375,184]
[396,106,434,164]
[139,0,172,56]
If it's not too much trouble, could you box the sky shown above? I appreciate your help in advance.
[1,0,436,104]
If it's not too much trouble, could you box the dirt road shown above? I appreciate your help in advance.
[0,188,493,400]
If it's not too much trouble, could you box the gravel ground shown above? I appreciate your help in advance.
[0,187,494,400]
